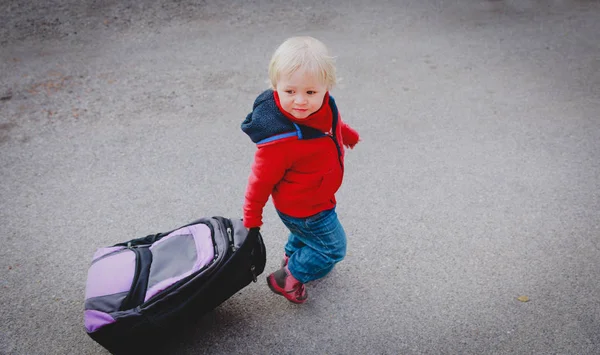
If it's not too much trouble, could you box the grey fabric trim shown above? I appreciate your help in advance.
[231,218,248,250]
[147,233,197,290]
[85,292,128,312]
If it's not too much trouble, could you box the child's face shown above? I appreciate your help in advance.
[275,69,328,119]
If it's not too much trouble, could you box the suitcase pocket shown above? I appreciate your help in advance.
[84,248,136,332]
[143,223,217,302]
[84,222,218,333]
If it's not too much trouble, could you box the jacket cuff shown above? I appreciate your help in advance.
[243,216,262,229]
[342,124,360,148]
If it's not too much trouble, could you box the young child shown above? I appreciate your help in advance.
[241,36,360,304]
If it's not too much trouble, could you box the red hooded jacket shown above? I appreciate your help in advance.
[240,90,359,228]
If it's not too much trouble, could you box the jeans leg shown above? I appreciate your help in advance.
[281,208,347,283]
[284,231,305,257]
[278,212,306,257]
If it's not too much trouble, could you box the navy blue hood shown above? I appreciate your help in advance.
[241,90,296,144]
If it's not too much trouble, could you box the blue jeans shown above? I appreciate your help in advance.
[277,208,347,284]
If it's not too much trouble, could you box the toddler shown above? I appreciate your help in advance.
[241,36,360,303]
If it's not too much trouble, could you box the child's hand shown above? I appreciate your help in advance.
[247,227,260,236]
[344,139,360,149]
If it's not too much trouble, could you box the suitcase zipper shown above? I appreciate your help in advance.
[226,227,236,252]
[214,216,236,253]
[249,228,264,283]
[217,217,258,282]
[219,217,261,283]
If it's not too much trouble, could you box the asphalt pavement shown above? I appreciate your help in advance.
[1,0,599,354]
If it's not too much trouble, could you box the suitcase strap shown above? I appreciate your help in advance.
[119,246,152,311]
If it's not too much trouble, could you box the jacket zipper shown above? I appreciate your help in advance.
[327,135,344,172]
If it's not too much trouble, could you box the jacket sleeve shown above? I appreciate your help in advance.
[243,144,289,228]
[339,116,360,149]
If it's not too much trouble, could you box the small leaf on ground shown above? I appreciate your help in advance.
[517,296,530,302]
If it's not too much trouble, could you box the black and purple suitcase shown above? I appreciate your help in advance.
[83,217,266,353]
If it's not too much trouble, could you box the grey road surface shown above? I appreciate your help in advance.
[1,0,599,354]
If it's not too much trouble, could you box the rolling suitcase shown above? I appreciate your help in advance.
[83,216,266,353]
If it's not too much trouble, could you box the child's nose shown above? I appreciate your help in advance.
[294,95,308,104]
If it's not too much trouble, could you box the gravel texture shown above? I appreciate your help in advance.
[1,0,599,354]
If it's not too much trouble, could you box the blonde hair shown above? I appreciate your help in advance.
[268,36,336,90]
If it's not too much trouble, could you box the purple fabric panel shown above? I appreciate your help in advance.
[92,246,125,262]
[85,250,135,299]
[144,223,214,302]
[84,309,115,333]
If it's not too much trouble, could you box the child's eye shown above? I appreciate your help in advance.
[285,90,294,94]
[307,91,316,95]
